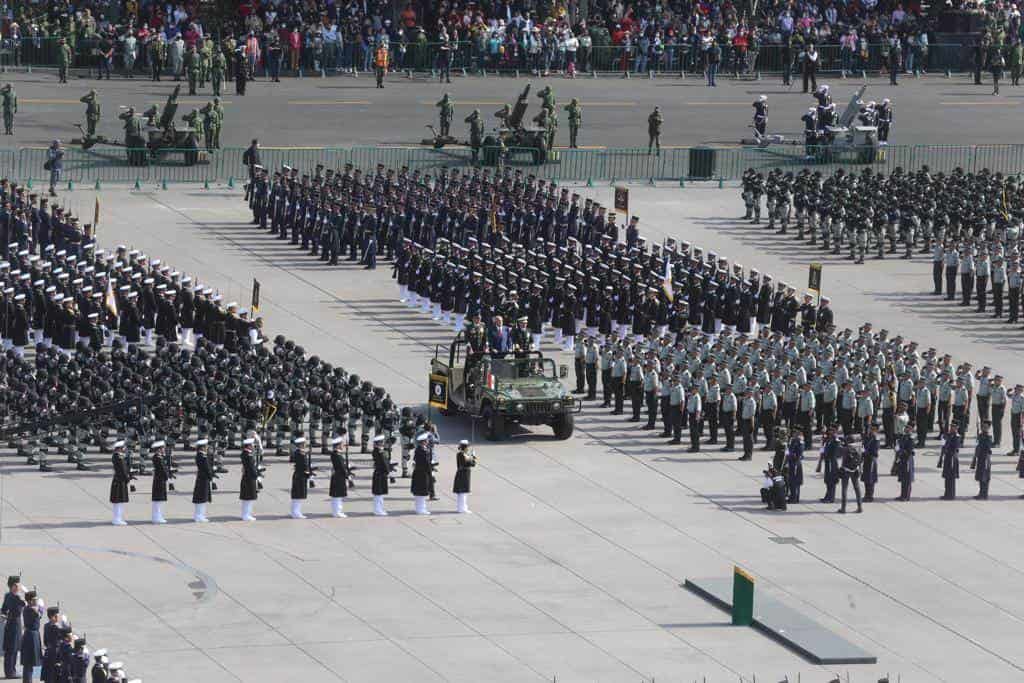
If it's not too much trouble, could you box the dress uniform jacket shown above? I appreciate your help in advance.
[454,450,475,493]
[192,452,215,504]
[20,606,41,670]
[1,592,24,660]
[151,453,169,502]
[371,446,390,495]
[109,453,131,503]
[290,449,311,500]
[411,444,432,496]
[41,619,61,682]
[329,450,350,498]
[240,450,259,501]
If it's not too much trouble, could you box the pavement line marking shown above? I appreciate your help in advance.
[288,99,372,105]
[686,101,753,106]
[22,98,234,105]
[416,99,637,106]
[939,100,1019,106]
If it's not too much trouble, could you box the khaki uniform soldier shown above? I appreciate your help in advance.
[565,98,581,149]
[80,89,100,138]
[186,46,201,95]
[0,85,15,135]
[436,93,454,137]
[465,109,484,161]
[58,38,72,83]
[211,50,226,96]
[648,106,663,155]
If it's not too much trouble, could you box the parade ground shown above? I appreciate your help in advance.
[2,183,1023,683]
[3,68,1024,150]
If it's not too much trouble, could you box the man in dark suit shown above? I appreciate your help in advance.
[488,315,512,353]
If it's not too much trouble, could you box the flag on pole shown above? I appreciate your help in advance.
[94,196,100,232]
[104,280,119,318]
[661,259,674,302]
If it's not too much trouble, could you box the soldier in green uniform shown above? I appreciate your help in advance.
[532,107,551,151]
[465,109,484,161]
[494,103,512,129]
[199,41,213,89]
[436,93,454,138]
[183,108,205,149]
[537,84,556,113]
[58,37,72,84]
[186,46,200,95]
[1,84,16,135]
[211,97,225,149]
[199,102,216,151]
[119,106,145,164]
[211,49,227,96]
[150,35,166,81]
[648,106,663,156]
[564,98,581,148]
[80,89,101,138]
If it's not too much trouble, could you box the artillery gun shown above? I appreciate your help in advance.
[72,85,203,166]
[482,83,549,165]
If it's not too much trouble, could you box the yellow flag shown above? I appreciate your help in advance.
[94,196,100,234]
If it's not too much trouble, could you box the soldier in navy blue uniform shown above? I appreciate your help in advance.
[2,577,24,679]
[192,438,214,523]
[895,424,916,501]
[109,441,131,526]
[784,431,804,503]
[973,421,993,499]
[289,436,313,519]
[817,426,840,503]
[20,591,42,683]
[240,437,260,521]
[411,432,432,515]
[940,430,960,500]
[861,423,880,501]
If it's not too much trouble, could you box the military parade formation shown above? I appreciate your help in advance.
[0,178,490,530]
[239,154,1021,513]
[742,163,1024,324]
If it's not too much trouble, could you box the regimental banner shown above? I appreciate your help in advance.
[428,374,449,410]
[614,186,629,213]
[251,279,261,313]
[808,263,823,296]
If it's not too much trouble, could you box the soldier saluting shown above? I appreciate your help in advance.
[436,93,454,138]
[454,439,477,513]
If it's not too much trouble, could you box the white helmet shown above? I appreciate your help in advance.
[759,94,767,102]
[882,98,891,105]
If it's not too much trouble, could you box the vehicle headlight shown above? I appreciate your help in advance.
[551,401,562,411]
[515,403,525,413]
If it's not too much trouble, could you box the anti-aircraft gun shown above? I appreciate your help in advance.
[72,85,203,166]
[482,83,550,165]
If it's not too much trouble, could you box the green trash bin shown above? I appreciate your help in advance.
[689,146,715,180]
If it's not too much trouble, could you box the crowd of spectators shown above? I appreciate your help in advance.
[0,0,1021,78]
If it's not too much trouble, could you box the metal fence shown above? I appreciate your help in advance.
[10,144,1024,186]
[0,37,981,76]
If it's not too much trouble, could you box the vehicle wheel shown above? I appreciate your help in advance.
[483,405,504,441]
[552,412,574,440]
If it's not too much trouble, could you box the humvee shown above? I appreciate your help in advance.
[430,333,580,441]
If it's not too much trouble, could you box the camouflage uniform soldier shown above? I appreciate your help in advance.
[80,89,101,138]
[211,49,226,96]
[648,106,663,156]
[58,37,72,83]
[211,97,224,149]
[199,102,217,151]
[1,84,15,135]
[186,46,200,95]
[465,109,484,161]
[564,98,581,148]
[436,93,454,137]
[199,41,213,88]
[183,108,204,148]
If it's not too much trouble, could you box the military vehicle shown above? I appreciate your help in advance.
[430,333,580,441]
[482,83,550,165]
[421,84,549,165]
[72,85,203,166]
[741,85,880,164]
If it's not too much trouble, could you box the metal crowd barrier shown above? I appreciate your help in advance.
[0,37,985,76]
[9,144,1024,186]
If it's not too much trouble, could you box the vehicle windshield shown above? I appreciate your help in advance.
[487,357,557,380]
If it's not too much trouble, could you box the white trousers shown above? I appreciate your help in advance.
[111,503,127,525]
[453,313,465,332]
[456,492,471,514]
[399,284,408,301]
[290,500,306,519]
[414,495,431,515]
[330,497,346,518]
[151,501,166,524]
[193,503,208,522]
[241,500,256,521]
[373,495,388,516]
